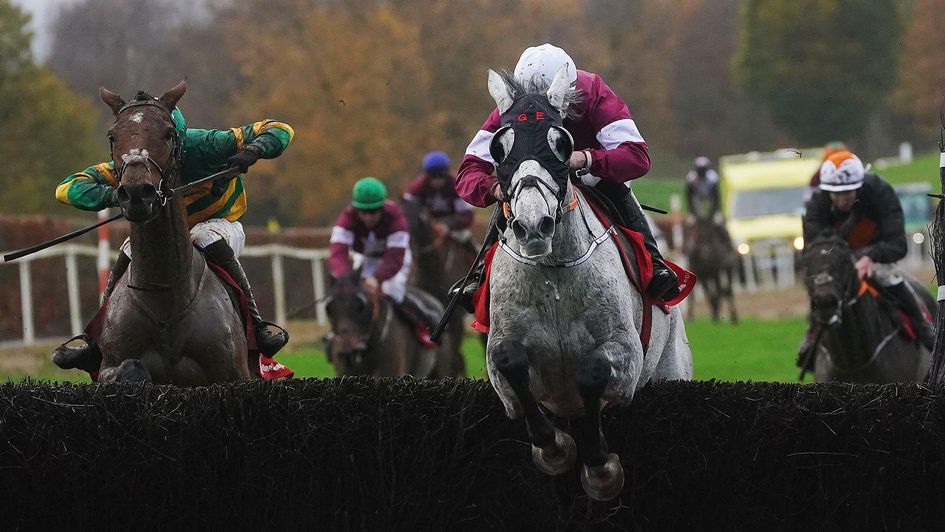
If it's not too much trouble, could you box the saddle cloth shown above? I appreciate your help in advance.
[83,255,293,382]
[472,191,695,353]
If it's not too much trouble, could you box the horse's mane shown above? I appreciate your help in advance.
[495,69,583,120]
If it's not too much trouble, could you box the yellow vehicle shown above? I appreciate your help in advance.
[720,147,825,258]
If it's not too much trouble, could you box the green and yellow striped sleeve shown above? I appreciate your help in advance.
[230,119,294,158]
[55,162,118,211]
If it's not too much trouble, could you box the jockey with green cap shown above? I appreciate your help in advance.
[329,177,440,347]
[52,106,295,374]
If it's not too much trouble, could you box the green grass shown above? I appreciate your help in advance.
[879,151,942,189]
[687,316,807,382]
[1,318,809,384]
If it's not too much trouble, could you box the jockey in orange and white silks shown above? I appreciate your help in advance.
[798,150,933,357]
[453,43,680,303]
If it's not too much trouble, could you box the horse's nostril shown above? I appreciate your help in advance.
[538,216,555,237]
[511,220,527,240]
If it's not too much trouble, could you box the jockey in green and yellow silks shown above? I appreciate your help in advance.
[56,109,293,226]
[52,107,295,375]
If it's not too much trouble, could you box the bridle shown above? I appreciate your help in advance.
[110,97,183,207]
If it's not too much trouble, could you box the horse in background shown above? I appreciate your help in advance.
[96,81,250,383]
[324,272,456,377]
[802,233,932,383]
[683,217,738,323]
[483,66,692,501]
[402,200,475,376]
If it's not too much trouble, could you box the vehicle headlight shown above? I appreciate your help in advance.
[737,243,750,255]
[793,236,804,251]
[913,232,925,245]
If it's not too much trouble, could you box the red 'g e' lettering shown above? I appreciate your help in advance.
[517,114,527,121]
[536,112,545,121]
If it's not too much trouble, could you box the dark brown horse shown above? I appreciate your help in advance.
[683,218,738,323]
[324,272,455,376]
[402,200,476,376]
[97,81,250,383]
[803,233,932,383]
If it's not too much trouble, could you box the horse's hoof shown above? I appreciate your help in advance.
[531,429,576,476]
[581,453,625,501]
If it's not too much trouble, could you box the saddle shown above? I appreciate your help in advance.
[471,188,695,354]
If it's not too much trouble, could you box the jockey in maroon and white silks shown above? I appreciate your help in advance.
[456,69,650,208]
[329,200,412,303]
[403,172,474,232]
[452,43,680,303]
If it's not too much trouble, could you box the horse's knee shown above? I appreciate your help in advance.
[115,359,152,382]
[577,357,611,398]
[491,339,529,384]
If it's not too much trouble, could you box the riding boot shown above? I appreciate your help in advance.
[601,182,680,301]
[203,240,290,356]
[886,282,935,351]
[51,252,130,372]
[102,251,131,302]
[395,294,439,348]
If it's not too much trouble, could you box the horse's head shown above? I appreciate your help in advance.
[101,80,186,223]
[802,232,856,326]
[325,272,376,374]
[487,66,579,259]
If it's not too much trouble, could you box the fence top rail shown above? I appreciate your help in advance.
[1,242,330,265]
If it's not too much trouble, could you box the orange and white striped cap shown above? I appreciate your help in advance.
[819,150,865,192]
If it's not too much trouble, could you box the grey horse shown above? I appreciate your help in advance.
[483,66,692,501]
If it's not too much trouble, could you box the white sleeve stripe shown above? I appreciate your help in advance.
[386,230,409,248]
[454,198,473,212]
[329,226,354,245]
[465,130,496,165]
[596,119,645,150]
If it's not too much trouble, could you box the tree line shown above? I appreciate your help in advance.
[2,0,941,226]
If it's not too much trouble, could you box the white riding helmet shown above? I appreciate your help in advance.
[819,151,865,192]
[514,43,578,86]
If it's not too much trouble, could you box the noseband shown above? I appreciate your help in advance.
[111,98,183,206]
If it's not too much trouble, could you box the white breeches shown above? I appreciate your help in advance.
[120,219,246,258]
[352,249,412,303]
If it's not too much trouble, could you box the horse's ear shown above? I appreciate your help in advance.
[158,79,187,111]
[100,87,126,116]
[546,63,571,113]
[487,69,514,114]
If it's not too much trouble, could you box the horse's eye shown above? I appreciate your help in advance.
[548,127,573,163]
[489,127,514,164]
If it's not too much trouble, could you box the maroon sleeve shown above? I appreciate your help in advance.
[582,75,651,183]
[404,174,427,198]
[373,204,409,281]
[327,210,354,277]
[328,243,352,278]
[456,109,502,207]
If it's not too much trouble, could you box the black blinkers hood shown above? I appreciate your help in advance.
[490,94,572,195]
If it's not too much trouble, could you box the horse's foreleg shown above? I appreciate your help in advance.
[491,339,576,475]
[725,266,739,324]
[576,356,624,501]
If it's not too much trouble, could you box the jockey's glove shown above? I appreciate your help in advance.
[227,146,260,173]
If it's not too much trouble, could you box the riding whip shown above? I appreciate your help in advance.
[430,204,502,342]
[2,166,242,263]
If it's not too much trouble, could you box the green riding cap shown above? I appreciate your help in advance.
[352,177,387,210]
